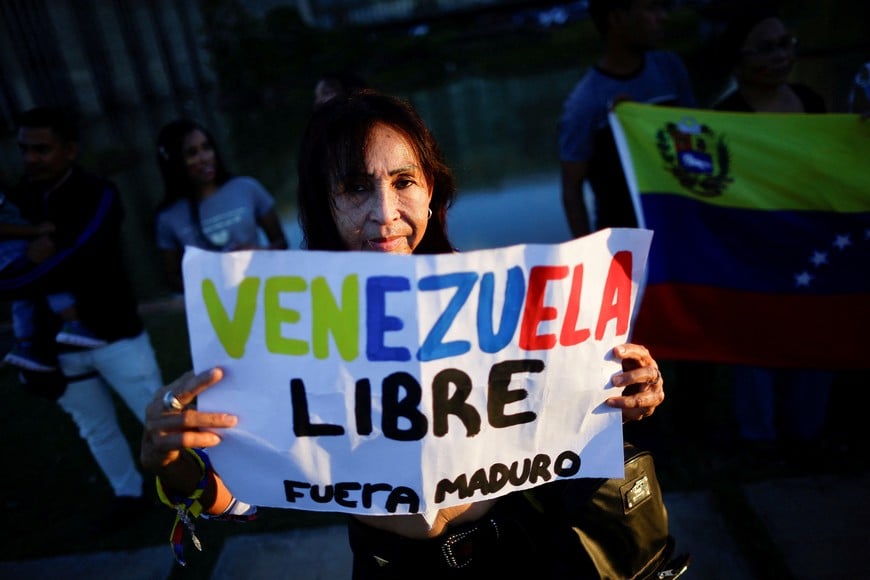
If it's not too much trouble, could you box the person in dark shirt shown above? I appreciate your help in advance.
[6,107,164,531]
[558,0,696,237]
[714,7,833,454]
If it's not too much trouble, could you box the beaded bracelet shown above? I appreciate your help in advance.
[155,448,211,566]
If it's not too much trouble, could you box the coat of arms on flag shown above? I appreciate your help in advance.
[656,116,732,198]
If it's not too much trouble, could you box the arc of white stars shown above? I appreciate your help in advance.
[809,251,828,267]
[794,271,814,287]
[794,230,866,287]
[833,234,852,250]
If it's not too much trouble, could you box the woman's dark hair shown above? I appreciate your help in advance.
[297,90,456,254]
[154,119,232,213]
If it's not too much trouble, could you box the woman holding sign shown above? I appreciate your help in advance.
[141,91,666,577]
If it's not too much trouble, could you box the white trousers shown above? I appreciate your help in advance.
[57,331,163,497]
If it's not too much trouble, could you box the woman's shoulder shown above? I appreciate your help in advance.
[790,83,827,113]
[223,175,264,190]
[220,176,272,198]
[713,89,750,112]
[647,50,688,73]
[156,198,189,220]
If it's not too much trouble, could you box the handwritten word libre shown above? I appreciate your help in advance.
[201,252,634,361]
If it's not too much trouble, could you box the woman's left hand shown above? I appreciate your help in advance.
[605,343,665,422]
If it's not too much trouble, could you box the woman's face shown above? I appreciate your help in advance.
[330,123,432,254]
[736,18,796,88]
[182,129,217,190]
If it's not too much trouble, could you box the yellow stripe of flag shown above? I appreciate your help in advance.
[612,102,869,213]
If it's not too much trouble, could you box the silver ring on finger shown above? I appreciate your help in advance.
[162,391,184,412]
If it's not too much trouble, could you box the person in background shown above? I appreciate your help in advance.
[5,106,164,531]
[715,8,825,113]
[153,119,288,292]
[558,0,696,237]
[847,61,869,116]
[141,91,668,578]
[313,70,369,110]
[715,5,833,455]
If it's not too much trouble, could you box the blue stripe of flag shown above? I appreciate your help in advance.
[642,193,870,293]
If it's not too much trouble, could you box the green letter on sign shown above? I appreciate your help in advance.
[265,276,310,356]
[202,277,260,359]
[312,275,359,361]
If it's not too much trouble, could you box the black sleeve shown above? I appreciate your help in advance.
[0,177,122,299]
[792,83,827,113]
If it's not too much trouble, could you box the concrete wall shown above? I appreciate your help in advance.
[0,0,215,134]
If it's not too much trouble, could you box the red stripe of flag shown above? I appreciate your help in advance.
[632,284,869,370]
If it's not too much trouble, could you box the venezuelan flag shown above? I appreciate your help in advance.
[611,102,870,369]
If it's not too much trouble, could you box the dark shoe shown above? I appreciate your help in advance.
[91,495,152,534]
[55,321,108,348]
[3,342,56,372]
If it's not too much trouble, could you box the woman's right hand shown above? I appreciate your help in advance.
[140,368,237,481]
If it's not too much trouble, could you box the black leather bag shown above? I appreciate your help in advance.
[524,442,690,579]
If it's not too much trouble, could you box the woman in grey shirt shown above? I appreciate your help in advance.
[154,119,288,291]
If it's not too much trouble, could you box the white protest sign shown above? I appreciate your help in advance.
[183,228,652,516]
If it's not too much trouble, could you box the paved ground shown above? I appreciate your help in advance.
[3,470,868,579]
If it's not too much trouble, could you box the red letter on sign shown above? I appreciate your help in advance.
[560,264,591,346]
[595,251,632,340]
[519,265,568,350]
